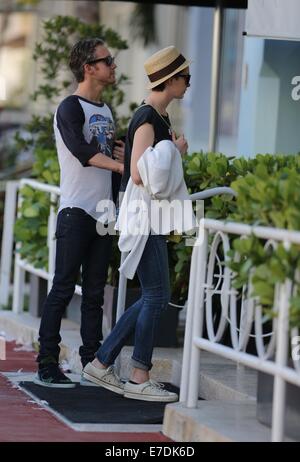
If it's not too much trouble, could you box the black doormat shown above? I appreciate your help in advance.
[19,382,179,424]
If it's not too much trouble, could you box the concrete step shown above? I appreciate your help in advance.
[2,310,276,442]
[0,312,257,398]
[163,400,274,442]
[0,311,183,379]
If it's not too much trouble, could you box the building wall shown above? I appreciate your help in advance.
[99,1,190,134]
[3,1,299,158]
[0,0,75,124]
[183,6,213,153]
[265,40,300,154]
[237,38,265,157]
[237,38,300,157]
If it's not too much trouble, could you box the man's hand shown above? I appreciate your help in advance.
[172,132,188,156]
[116,162,124,175]
[113,139,125,164]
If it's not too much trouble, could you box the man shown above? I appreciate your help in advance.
[35,38,124,387]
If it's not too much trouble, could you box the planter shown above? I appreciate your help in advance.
[102,284,180,347]
[29,274,78,321]
[31,279,180,348]
[257,364,300,440]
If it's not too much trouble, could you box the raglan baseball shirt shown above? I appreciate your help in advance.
[54,95,115,220]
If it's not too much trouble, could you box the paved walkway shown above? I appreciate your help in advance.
[0,341,172,442]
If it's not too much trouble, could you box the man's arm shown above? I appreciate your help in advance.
[56,97,123,173]
[88,153,124,174]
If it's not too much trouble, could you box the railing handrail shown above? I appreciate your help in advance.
[2,177,299,441]
[181,217,300,443]
[202,217,300,244]
[20,178,60,196]
[190,186,236,200]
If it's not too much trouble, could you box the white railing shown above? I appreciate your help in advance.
[0,179,85,313]
[0,179,236,315]
[180,218,300,442]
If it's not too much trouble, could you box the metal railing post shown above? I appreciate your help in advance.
[180,243,200,403]
[47,192,57,293]
[271,277,292,442]
[12,186,25,314]
[187,222,208,408]
[0,181,19,308]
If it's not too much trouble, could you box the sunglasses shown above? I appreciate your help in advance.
[177,74,191,86]
[86,55,115,67]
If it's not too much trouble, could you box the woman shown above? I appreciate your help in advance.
[83,46,192,402]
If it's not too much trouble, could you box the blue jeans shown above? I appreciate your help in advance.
[96,234,170,371]
[37,207,112,367]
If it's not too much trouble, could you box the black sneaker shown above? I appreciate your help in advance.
[34,363,76,388]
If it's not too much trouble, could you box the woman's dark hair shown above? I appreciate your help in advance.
[152,81,166,92]
[69,38,105,83]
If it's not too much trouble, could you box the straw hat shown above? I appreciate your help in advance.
[144,46,190,90]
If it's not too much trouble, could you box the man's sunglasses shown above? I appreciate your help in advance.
[86,55,115,67]
[177,74,191,86]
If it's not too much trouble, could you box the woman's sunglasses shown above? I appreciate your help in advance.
[177,74,191,87]
[86,55,115,67]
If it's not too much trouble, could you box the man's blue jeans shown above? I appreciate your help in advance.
[37,207,112,367]
[96,234,170,371]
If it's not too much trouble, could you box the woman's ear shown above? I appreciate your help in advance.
[165,77,173,87]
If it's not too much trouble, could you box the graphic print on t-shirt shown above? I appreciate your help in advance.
[89,113,115,157]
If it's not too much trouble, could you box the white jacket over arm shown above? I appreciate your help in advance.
[115,140,196,279]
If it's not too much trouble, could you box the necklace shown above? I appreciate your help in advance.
[142,102,173,136]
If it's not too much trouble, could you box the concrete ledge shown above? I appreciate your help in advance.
[1,311,271,442]
[119,346,182,383]
[0,312,257,399]
[198,357,257,401]
[0,311,183,378]
[163,400,274,442]
[0,311,82,371]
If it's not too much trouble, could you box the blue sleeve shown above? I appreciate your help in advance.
[56,96,99,167]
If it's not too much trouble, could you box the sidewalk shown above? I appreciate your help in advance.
[0,341,172,442]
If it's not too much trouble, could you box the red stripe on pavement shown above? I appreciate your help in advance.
[0,341,172,442]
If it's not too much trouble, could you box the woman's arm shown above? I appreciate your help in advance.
[130,123,155,185]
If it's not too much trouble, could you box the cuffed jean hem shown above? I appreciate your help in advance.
[95,352,112,368]
[131,357,152,371]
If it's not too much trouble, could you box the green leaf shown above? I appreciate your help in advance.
[23,205,40,218]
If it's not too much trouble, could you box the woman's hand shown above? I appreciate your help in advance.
[172,132,188,156]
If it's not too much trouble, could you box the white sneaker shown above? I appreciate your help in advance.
[124,380,178,402]
[82,362,124,395]
[80,375,101,387]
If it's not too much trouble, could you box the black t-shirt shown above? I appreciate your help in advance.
[120,104,173,192]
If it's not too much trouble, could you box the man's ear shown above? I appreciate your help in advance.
[83,63,94,77]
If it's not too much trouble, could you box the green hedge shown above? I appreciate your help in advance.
[170,151,300,326]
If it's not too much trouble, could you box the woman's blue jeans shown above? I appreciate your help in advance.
[96,234,170,371]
